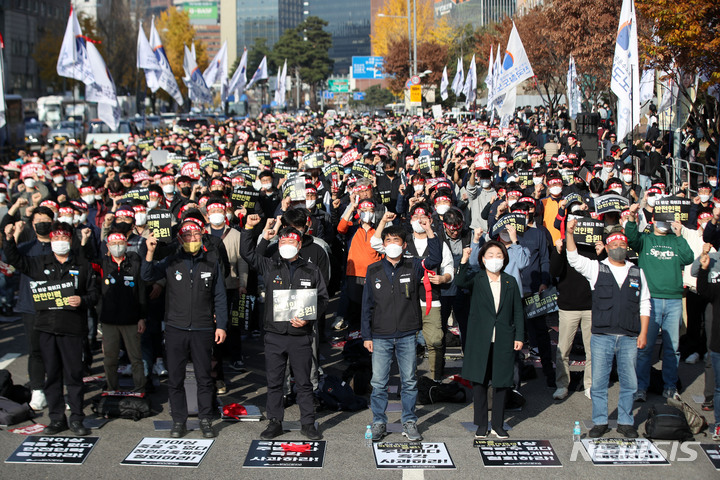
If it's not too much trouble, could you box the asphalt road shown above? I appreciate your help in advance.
[0,311,717,479]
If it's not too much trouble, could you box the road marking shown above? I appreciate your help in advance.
[0,353,21,369]
[402,469,425,480]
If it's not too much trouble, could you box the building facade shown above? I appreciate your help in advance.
[434,0,516,27]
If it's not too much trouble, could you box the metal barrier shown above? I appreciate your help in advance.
[665,157,718,196]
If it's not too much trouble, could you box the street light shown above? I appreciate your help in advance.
[377,0,417,78]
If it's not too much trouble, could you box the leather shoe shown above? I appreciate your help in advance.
[170,422,187,438]
[69,420,89,436]
[617,424,638,438]
[300,423,322,440]
[261,418,284,440]
[43,420,68,435]
[199,418,215,438]
[589,424,609,438]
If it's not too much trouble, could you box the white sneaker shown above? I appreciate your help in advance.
[118,364,133,376]
[552,387,568,400]
[29,390,47,411]
[153,358,168,376]
[585,388,592,399]
[685,352,700,364]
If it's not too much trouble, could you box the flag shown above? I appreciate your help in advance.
[247,56,269,89]
[137,21,160,92]
[567,55,582,120]
[57,6,94,84]
[85,42,119,130]
[274,60,287,106]
[658,70,677,113]
[639,68,655,103]
[149,18,184,106]
[0,34,5,128]
[203,41,228,87]
[484,45,493,102]
[495,22,534,100]
[440,66,449,101]
[183,45,212,105]
[227,48,248,101]
[490,44,503,112]
[462,54,476,108]
[610,0,640,140]
[451,57,464,96]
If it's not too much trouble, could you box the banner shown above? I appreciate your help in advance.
[523,287,559,319]
[243,440,326,468]
[573,218,605,245]
[121,437,214,467]
[476,439,561,467]
[272,289,317,322]
[30,280,75,310]
[123,186,150,202]
[594,194,630,214]
[146,209,173,241]
[653,195,691,224]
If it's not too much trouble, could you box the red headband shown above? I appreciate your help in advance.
[354,184,372,192]
[206,202,226,211]
[180,223,202,234]
[80,186,95,194]
[132,205,146,213]
[115,209,135,218]
[507,190,522,198]
[434,196,451,204]
[412,208,427,217]
[49,228,72,239]
[548,179,563,185]
[211,179,225,187]
[605,233,628,245]
[358,200,375,210]
[443,222,462,231]
[280,232,301,242]
[41,200,58,209]
[58,207,74,215]
[107,233,127,243]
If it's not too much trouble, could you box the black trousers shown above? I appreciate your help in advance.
[440,291,470,351]
[23,313,46,390]
[472,344,508,432]
[165,327,214,422]
[265,332,314,425]
[525,313,554,377]
[38,331,84,423]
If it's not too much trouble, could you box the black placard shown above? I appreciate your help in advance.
[490,213,527,238]
[322,162,341,178]
[564,192,585,206]
[517,171,533,188]
[272,289,317,322]
[303,152,324,169]
[230,294,255,329]
[373,442,455,469]
[594,194,630,214]
[124,187,150,203]
[6,436,98,464]
[30,280,75,310]
[523,287,559,319]
[351,162,374,180]
[121,437,214,468]
[146,209,173,241]
[475,439,562,467]
[653,195,692,224]
[243,440,326,468]
[573,218,605,245]
[377,442,422,451]
[701,444,720,470]
[230,187,260,211]
[228,165,258,182]
[273,162,297,178]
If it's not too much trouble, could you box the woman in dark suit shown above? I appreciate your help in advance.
[455,240,524,439]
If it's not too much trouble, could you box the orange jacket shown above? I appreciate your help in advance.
[339,219,381,278]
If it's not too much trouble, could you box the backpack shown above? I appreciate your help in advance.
[667,396,708,435]
[92,392,152,421]
[417,376,466,404]
[644,404,694,441]
[0,397,34,426]
[342,360,373,396]
[0,369,31,404]
[318,376,367,412]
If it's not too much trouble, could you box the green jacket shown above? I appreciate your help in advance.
[625,221,694,298]
[455,264,524,388]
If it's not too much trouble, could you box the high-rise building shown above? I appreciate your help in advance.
[306,0,371,75]
[177,1,223,59]
[232,0,303,65]
[434,0,516,27]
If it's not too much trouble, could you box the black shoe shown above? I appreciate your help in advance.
[474,427,489,439]
[588,424,609,438]
[545,376,557,388]
[283,394,296,408]
[69,420,89,436]
[261,418,284,440]
[491,428,509,439]
[300,423,322,440]
[617,424,638,438]
[43,419,68,435]
[170,422,187,438]
[199,418,215,438]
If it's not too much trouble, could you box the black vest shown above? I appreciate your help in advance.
[164,248,220,330]
[591,262,642,336]
[405,237,442,303]
[365,259,422,336]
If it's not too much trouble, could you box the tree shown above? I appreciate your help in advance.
[96,0,142,94]
[155,8,208,100]
[350,85,397,109]
[371,0,453,57]
[384,37,448,94]
[246,37,275,76]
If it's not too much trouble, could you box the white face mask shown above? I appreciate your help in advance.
[100,151,108,158]
[385,243,403,259]
[95,194,103,201]
[549,186,563,196]
[710,180,717,188]
[182,142,190,149]
[484,257,504,273]
[113,166,121,173]
[622,174,633,183]
[647,196,657,207]
[58,216,73,224]
[533,177,543,185]
[480,179,492,189]
[699,194,711,203]
[411,220,425,233]
[413,184,424,193]
[278,244,299,260]
[24,178,36,189]
[162,184,175,194]
[507,199,517,208]
[435,204,450,215]
[53,176,64,185]
[498,162,507,169]
[82,194,95,205]
[603,165,613,173]
[209,213,225,226]
[51,240,71,255]
[134,212,147,226]
[611,187,623,195]
[226,212,233,221]
[108,244,127,258]
[79,167,89,176]
[305,199,316,210]
[360,211,375,224]
[147,199,159,209]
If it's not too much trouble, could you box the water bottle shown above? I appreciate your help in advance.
[573,421,581,442]
[365,425,373,447]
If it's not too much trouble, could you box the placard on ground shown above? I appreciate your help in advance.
[5,436,99,465]
[581,438,669,465]
[121,437,214,467]
[373,442,455,469]
[243,440,326,468]
[475,439,561,467]
[701,444,720,470]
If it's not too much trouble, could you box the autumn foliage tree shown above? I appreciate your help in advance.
[383,37,448,94]
[371,0,453,57]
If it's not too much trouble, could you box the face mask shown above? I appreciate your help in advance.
[607,247,626,262]
[360,211,375,224]
[507,199,517,208]
[81,194,95,205]
[384,243,403,259]
[647,196,657,207]
[226,212,233,221]
[113,166,121,173]
[278,244,299,260]
[261,182,273,191]
[699,194,711,203]
[182,241,202,254]
[180,186,191,196]
[622,174,633,183]
[603,165,613,173]
[182,142,190,149]
[533,177,543,185]
[147,199,159,209]
[0,193,6,203]
[499,230,511,243]
[209,213,225,226]
[24,178,36,189]
[96,166,106,174]
[305,199,316,210]
[654,221,669,234]
[611,187,623,195]
[436,204,450,215]
[114,222,133,235]
[100,151,108,158]
[79,167,89,176]
[411,220,425,233]
[710,180,717,188]
[162,184,175,194]
[483,257,504,273]
[78,213,88,224]
[480,179,492,189]
[108,244,127,258]
[34,221,52,236]
[58,216,73,224]
[51,240,71,255]
[413,184,424,192]
[498,162,507,169]
[135,212,147,226]
[549,186,563,196]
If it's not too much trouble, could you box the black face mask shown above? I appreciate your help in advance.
[114,222,133,235]
[385,170,395,177]
[34,221,52,236]
[180,187,192,196]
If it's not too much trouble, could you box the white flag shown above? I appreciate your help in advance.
[499,87,516,128]
[658,70,677,113]
[247,56,269,89]
[610,0,640,140]
[567,55,582,120]
[639,68,655,104]
[137,21,160,92]
[183,45,212,105]
[57,6,94,84]
[484,45,493,101]
[495,22,534,100]
[274,60,287,106]
[440,66,449,101]
[490,44,503,112]
[451,57,464,96]
[149,18,184,106]
[227,48,248,101]
[462,54,476,108]
[0,34,5,128]
[85,42,119,130]
[203,41,227,87]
